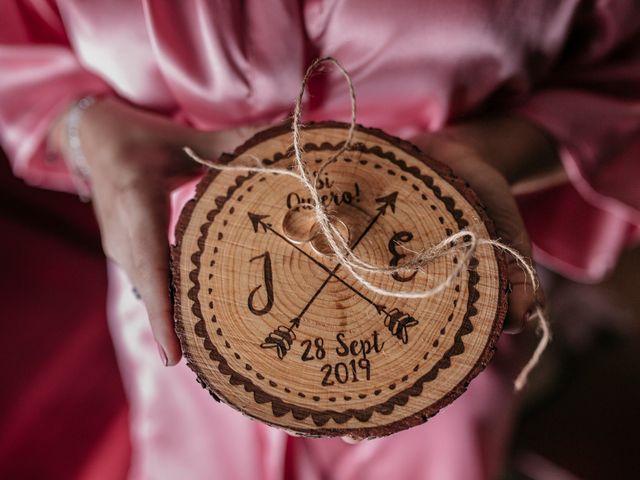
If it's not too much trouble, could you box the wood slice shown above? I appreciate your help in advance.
[171,122,508,438]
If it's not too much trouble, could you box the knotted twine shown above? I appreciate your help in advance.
[184,57,550,391]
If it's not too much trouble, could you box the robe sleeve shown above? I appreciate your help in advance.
[514,0,640,281]
[0,0,110,193]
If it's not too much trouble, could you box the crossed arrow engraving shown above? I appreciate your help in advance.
[248,192,419,359]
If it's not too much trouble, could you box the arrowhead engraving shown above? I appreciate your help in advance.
[289,317,301,328]
[375,192,398,215]
[248,212,271,233]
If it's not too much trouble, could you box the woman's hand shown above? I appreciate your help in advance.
[50,96,260,365]
[339,117,559,444]
[411,115,559,333]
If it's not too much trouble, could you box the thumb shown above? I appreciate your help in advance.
[490,195,541,334]
[503,256,542,334]
[341,436,363,445]
[180,125,266,161]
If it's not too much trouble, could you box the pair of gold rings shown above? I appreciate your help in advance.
[282,206,350,256]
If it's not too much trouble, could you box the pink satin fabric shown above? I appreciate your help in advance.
[108,260,518,480]
[1,0,638,281]
[1,1,639,479]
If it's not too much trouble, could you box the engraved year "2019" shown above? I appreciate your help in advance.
[301,332,384,386]
[320,359,371,386]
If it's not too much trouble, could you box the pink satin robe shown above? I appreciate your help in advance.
[1,1,639,479]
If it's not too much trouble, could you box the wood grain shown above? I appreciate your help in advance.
[171,122,508,438]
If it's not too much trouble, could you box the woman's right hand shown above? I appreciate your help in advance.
[50,96,261,366]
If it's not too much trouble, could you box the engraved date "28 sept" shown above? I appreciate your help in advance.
[300,332,385,386]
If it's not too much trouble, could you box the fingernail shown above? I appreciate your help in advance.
[341,436,362,445]
[156,341,168,366]
[505,281,513,294]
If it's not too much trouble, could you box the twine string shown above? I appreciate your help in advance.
[184,56,549,390]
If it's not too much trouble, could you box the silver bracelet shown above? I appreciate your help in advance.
[65,95,96,201]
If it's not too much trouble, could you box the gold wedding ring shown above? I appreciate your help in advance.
[282,206,317,244]
[309,216,351,256]
[282,206,351,256]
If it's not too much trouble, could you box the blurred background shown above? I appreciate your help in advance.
[0,149,638,480]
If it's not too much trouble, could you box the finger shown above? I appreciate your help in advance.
[341,436,363,445]
[183,125,266,160]
[489,196,538,334]
[162,126,266,185]
[124,186,182,365]
[503,261,535,334]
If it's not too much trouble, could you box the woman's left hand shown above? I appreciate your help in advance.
[410,115,559,334]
